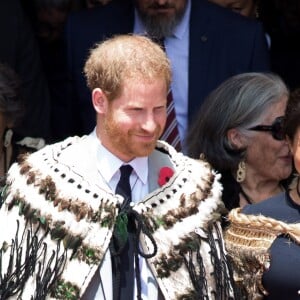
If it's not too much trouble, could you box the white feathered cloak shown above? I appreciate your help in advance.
[0,136,234,299]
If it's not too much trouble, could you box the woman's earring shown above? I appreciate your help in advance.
[236,161,246,183]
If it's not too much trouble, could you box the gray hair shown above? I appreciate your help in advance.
[187,72,288,171]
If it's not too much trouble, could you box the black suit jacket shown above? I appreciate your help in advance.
[64,0,270,139]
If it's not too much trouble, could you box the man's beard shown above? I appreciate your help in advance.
[137,4,186,39]
[103,113,161,159]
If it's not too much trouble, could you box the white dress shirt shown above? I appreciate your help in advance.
[90,130,158,299]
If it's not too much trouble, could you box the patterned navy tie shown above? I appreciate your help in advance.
[157,38,181,151]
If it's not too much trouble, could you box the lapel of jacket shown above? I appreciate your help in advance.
[148,147,174,193]
[188,0,214,124]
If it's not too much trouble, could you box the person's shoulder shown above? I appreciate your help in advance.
[152,142,225,220]
[191,0,262,29]
[7,135,93,187]
[242,192,286,216]
[68,1,133,24]
[65,2,134,45]
[155,141,217,178]
[24,135,88,161]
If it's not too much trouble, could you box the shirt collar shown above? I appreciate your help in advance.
[133,0,191,40]
[94,134,148,185]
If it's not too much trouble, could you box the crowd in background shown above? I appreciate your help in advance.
[8,0,299,144]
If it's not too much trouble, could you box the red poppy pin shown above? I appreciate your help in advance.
[158,167,174,187]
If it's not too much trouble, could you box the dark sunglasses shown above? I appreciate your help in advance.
[247,116,285,141]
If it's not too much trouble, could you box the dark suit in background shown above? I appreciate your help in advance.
[64,0,270,143]
[0,0,51,141]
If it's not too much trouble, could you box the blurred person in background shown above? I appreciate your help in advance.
[0,0,51,143]
[22,0,77,142]
[63,0,270,149]
[0,63,45,180]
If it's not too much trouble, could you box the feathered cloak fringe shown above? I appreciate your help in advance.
[0,136,235,299]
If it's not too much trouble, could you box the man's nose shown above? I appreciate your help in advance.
[142,114,157,132]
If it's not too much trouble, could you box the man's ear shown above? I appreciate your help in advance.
[92,88,108,114]
[227,128,245,149]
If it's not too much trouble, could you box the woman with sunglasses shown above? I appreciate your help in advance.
[225,87,300,298]
[187,72,292,210]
